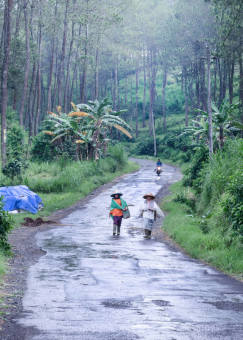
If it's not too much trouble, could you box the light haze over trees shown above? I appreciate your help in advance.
[0,0,242,164]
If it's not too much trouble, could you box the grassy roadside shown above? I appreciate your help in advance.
[161,181,243,280]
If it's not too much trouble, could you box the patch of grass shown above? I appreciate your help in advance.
[0,254,6,277]
[161,181,243,280]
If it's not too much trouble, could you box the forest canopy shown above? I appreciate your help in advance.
[0,0,242,165]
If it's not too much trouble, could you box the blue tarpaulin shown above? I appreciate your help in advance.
[0,185,43,214]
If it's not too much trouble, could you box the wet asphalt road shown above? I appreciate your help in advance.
[16,160,243,340]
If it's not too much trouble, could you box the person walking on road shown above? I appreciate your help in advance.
[109,188,128,236]
[138,193,164,239]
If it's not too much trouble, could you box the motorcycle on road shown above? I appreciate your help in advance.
[156,166,162,176]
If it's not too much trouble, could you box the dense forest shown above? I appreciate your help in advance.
[0,0,242,154]
[0,0,242,273]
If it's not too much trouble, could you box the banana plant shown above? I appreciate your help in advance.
[44,98,132,160]
[70,98,132,159]
[212,102,242,148]
[179,102,241,151]
[179,115,209,144]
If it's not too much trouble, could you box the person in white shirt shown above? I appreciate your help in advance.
[138,193,164,239]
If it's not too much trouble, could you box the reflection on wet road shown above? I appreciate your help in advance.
[17,160,243,339]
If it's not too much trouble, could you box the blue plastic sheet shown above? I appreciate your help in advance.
[0,185,43,214]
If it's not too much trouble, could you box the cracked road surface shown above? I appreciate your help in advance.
[15,160,243,339]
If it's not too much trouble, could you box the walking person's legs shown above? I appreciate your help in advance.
[113,223,117,236]
[113,216,122,236]
[117,217,122,236]
[143,218,153,239]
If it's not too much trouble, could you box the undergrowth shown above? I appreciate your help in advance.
[161,181,243,279]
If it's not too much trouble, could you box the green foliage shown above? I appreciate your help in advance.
[31,128,58,162]
[181,102,242,152]
[183,146,209,190]
[173,192,196,212]
[31,129,77,162]
[162,181,243,277]
[195,139,243,241]
[6,123,25,158]
[107,144,127,168]
[2,160,23,180]
[0,198,13,252]
[2,123,27,180]
[1,145,129,194]
[128,127,193,163]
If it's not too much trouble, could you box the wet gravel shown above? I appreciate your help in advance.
[1,159,243,340]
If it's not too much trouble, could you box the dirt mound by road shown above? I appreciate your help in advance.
[21,217,56,227]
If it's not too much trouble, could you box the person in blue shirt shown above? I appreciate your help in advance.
[156,159,162,167]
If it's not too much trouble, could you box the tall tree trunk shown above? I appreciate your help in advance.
[12,0,22,110]
[149,49,157,154]
[12,0,22,59]
[70,24,82,104]
[64,20,75,112]
[1,0,13,168]
[195,62,200,110]
[114,59,118,110]
[239,50,243,121]
[162,65,167,131]
[188,75,194,112]
[29,73,37,139]
[218,58,224,106]
[0,16,5,59]
[19,0,30,126]
[228,55,234,104]
[94,46,99,100]
[183,66,189,127]
[52,48,59,108]
[34,12,42,135]
[148,51,152,135]
[81,14,88,102]
[219,125,224,149]
[25,62,35,128]
[213,58,217,102]
[130,79,133,106]
[152,110,157,156]
[117,79,120,110]
[40,76,45,121]
[124,77,128,106]
[13,89,17,110]
[142,50,146,128]
[47,0,58,112]
[47,44,55,112]
[222,59,227,101]
[200,57,207,111]
[206,46,213,155]
[135,67,139,137]
[57,0,69,106]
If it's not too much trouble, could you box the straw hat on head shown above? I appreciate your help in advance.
[143,193,155,200]
[111,188,123,198]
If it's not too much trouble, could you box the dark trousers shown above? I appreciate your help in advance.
[113,216,122,235]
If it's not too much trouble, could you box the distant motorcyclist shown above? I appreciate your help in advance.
[155,159,162,176]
